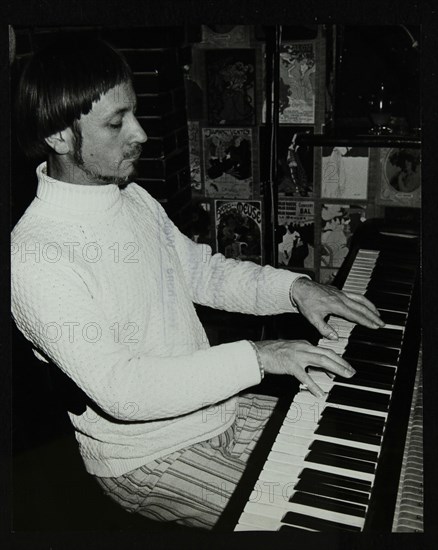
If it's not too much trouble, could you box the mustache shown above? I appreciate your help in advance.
[124,144,143,160]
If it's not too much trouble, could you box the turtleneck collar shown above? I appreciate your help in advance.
[35,162,122,218]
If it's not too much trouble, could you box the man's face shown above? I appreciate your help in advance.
[71,81,147,185]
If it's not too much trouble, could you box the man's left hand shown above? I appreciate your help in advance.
[291,278,385,340]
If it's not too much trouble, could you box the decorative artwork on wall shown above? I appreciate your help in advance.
[277,199,314,269]
[320,268,339,285]
[320,203,366,268]
[215,200,262,264]
[190,198,215,250]
[278,41,316,124]
[188,121,202,192]
[260,127,314,197]
[205,49,256,126]
[321,146,369,200]
[376,147,421,208]
[202,127,255,199]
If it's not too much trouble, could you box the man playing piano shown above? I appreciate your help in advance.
[11,35,384,530]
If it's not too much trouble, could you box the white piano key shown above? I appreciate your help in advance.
[234,522,270,531]
[270,441,309,459]
[273,433,313,449]
[237,511,284,531]
[293,392,389,419]
[274,430,381,454]
[243,498,365,529]
[248,490,367,525]
[263,452,375,483]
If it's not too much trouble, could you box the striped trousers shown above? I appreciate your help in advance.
[95,393,278,530]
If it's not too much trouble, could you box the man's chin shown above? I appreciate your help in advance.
[100,166,138,186]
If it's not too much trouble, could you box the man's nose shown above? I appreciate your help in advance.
[130,116,147,144]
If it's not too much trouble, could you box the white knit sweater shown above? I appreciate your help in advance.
[11,162,304,477]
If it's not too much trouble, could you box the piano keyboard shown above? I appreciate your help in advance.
[235,247,420,532]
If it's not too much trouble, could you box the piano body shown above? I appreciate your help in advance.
[232,219,422,533]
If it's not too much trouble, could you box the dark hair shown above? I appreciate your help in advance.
[16,34,132,159]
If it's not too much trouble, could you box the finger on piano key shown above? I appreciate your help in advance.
[234,244,420,534]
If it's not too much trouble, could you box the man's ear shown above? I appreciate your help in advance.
[45,128,74,155]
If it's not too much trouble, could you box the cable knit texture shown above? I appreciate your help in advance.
[11,162,304,477]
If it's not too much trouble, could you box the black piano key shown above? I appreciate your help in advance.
[305,451,376,474]
[315,423,382,446]
[377,309,407,325]
[349,326,403,347]
[326,385,390,412]
[335,361,396,390]
[321,406,385,432]
[347,336,402,351]
[375,252,417,265]
[364,290,410,311]
[294,478,370,505]
[290,491,367,518]
[370,273,414,287]
[344,360,396,383]
[280,512,361,532]
[317,418,383,439]
[309,439,378,462]
[299,468,372,492]
[317,415,384,439]
[334,374,393,391]
[366,278,413,296]
[343,342,399,366]
[371,267,416,286]
[374,255,417,270]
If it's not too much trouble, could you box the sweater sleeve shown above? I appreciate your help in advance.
[148,195,309,315]
[11,255,262,423]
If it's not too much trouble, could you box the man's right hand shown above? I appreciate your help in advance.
[253,339,356,397]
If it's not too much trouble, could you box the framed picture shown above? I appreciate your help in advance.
[376,147,421,208]
[205,49,256,126]
[215,200,262,264]
[187,121,202,193]
[277,199,314,269]
[260,126,314,197]
[202,127,255,199]
[320,203,366,268]
[278,41,316,124]
[321,146,369,200]
[190,198,215,250]
[320,268,339,285]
